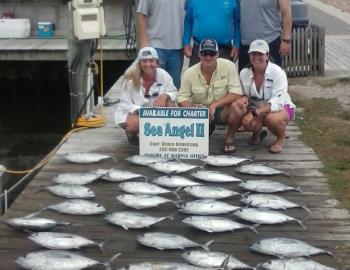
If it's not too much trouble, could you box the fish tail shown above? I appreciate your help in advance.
[220,254,231,270]
[173,187,182,200]
[98,241,105,253]
[295,219,306,229]
[302,205,311,212]
[25,209,44,218]
[105,252,122,270]
[296,187,303,193]
[34,185,46,194]
[202,239,214,251]
[167,211,178,220]
[250,224,260,235]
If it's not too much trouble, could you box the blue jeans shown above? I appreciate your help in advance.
[155,48,183,89]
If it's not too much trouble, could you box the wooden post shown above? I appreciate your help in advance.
[134,0,141,51]
[318,26,325,76]
[0,165,4,215]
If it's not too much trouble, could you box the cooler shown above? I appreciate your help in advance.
[36,22,55,38]
[0,18,30,38]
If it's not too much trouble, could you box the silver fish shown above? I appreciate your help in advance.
[28,232,104,252]
[182,250,254,269]
[52,172,103,185]
[201,155,250,167]
[105,211,173,230]
[235,164,287,176]
[239,180,301,193]
[250,237,333,258]
[118,262,215,270]
[182,216,258,234]
[257,257,336,270]
[191,170,242,183]
[3,216,70,231]
[241,194,310,212]
[42,199,106,215]
[232,208,305,228]
[137,232,213,250]
[184,186,239,199]
[180,199,240,215]
[102,169,145,182]
[44,184,95,199]
[62,152,111,163]
[119,182,178,197]
[16,250,121,270]
[148,161,199,174]
[152,175,202,188]
[126,155,169,165]
[116,194,179,209]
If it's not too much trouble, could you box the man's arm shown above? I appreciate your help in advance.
[279,0,292,57]
[182,0,193,58]
[231,0,241,62]
[137,13,148,48]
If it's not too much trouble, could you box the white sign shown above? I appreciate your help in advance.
[139,107,209,159]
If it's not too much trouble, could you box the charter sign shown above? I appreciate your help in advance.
[139,107,209,159]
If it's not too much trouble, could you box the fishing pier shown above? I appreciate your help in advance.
[0,79,349,269]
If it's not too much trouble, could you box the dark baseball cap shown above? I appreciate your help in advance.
[199,39,218,53]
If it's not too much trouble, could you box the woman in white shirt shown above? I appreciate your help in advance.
[114,47,177,145]
[237,39,296,153]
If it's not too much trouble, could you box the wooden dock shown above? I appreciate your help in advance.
[0,87,349,269]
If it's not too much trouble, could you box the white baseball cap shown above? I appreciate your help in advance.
[138,47,158,60]
[248,39,270,54]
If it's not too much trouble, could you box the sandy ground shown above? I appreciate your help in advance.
[318,0,350,13]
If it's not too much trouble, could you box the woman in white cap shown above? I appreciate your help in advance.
[114,47,177,145]
[237,39,296,153]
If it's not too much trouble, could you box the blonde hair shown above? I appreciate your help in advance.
[121,61,142,89]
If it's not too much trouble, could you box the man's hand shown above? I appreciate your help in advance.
[231,46,239,62]
[153,94,169,107]
[236,96,249,112]
[279,41,291,57]
[183,45,192,58]
[208,103,217,121]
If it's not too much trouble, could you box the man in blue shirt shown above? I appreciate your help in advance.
[183,0,240,67]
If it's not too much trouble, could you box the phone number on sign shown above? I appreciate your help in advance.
[159,147,189,152]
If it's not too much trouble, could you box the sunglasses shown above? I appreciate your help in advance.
[200,51,217,57]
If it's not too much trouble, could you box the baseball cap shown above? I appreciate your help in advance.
[138,47,158,60]
[248,39,269,54]
[199,39,218,53]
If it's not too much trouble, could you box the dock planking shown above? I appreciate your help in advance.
[0,89,350,269]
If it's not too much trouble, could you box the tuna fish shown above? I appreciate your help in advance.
[184,186,239,199]
[62,152,112,163]
[52,172,103,185]
[191,170,242,183]
[148,161,199,174]
[180,199,240,215]
[116,194,179,209]
[250,237,333,258]
[182,250,254,269]
[118,182,179,198]
[152,175,202,188]
[241,194,310,212]
[43,184,95,199]
[126,155,170,166]
[256,257,336,270]
[182,216,258,234]
[3,216,70,231]
[16,250,121,270]
[137,232,214,250]
[28,232,104,252]
[105,211,173,230]
[40,199,106,215]
[117,262,216,270]
[235,164,287,176]
[102,169,146,182]
[201,155,250,167]
[239,180,301,193]
[232,208,305,229]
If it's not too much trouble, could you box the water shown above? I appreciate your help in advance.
[0,60,131,209]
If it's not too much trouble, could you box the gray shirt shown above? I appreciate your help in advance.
[137,0,185,50]
[240,0,282,45]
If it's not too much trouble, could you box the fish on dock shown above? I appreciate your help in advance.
[148,161,200,174]
[239,180,301,193]
[116,194,179,209]
[182,216,258,234]
[39,199,106,215]
[256,257,336,270]
[28,232,104,252]
[183,186,239,199]
[232,208,305,228]
[191,170,242,183]
[52,172,104,185]
[180,199,240,215]
[102,169,146,182]
[235,164,288,176]
[3,216,70,231]
[182,250,254,269]
[152,175,202,188]
[137,232,214,250]
[62,152,112,163]
[241,194,310,212]
[250,237,333,258]
[117,262,217,270]
[118,182,179,198]
[105,211,173,230]
[126,155,170,166]
[16,250,121,270]
[201,155,251,167]
[43,184,95,199]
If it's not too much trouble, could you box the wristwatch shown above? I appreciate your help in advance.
[252,110,258,117]
[282,38,292,44]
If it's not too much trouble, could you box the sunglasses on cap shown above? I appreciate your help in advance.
[200,51,217,57]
